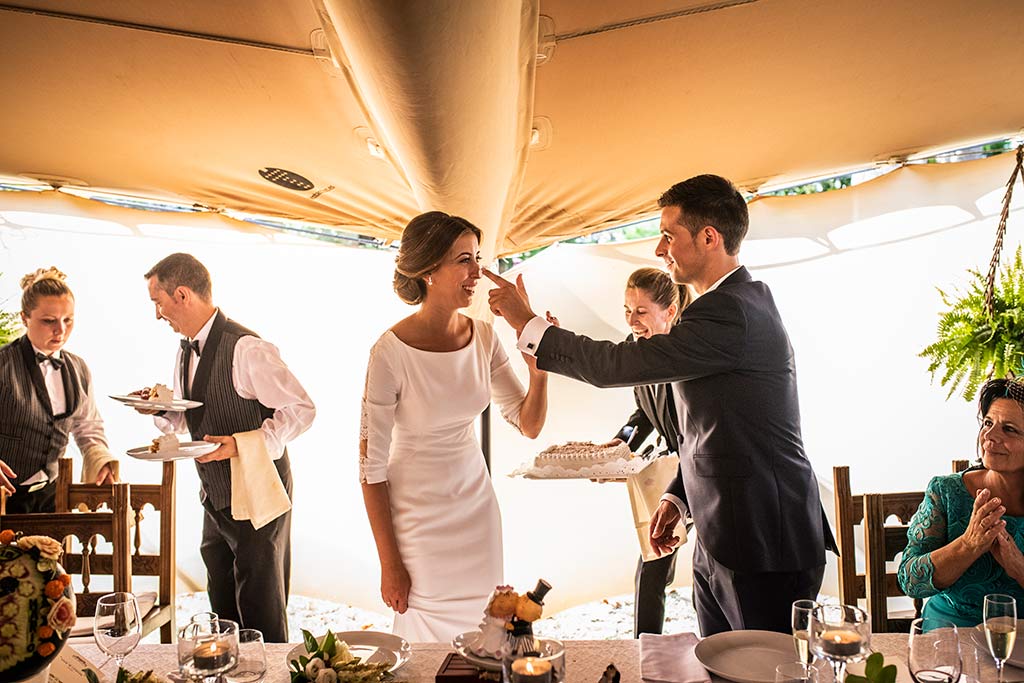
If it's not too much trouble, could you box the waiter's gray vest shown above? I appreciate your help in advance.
[0,335,86,484]
[184,312,290,510]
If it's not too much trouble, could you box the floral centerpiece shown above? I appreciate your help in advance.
[288,630,391,683]
[0,530,76,683]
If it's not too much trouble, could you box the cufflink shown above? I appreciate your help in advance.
[527,342,535,350]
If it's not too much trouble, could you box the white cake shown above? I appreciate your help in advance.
[149,433,179,453]
[533,441,632,469]
[149,383,174,402]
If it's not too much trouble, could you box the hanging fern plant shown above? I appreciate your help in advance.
[920,245,1024,401]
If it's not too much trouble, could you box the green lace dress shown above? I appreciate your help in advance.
[897,472,1024,627]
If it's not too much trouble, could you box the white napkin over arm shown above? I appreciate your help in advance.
[628,455,686,562]
[640,632,711,683]
[230,429,291,529]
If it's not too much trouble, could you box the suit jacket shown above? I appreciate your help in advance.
[536,267,837,573]
[613,334,681,456]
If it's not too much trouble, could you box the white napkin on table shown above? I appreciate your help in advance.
[640,632,711,683]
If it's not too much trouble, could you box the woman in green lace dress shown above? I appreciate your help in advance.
[898,378,1024,627]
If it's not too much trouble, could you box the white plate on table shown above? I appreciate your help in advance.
[127,441,218,461]
[694,630,797,683]
[110,395,202,411]
[452,631,502,671]
[286,631,411,673]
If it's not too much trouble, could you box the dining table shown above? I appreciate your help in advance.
[70,632,1017,683]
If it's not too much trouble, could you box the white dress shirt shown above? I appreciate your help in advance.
[155,310,315,458]
[31,343,110,454]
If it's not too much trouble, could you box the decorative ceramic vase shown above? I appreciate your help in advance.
[0,533,76,683]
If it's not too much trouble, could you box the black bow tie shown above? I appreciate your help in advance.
[180,338,201,357]
[35,352,64,370]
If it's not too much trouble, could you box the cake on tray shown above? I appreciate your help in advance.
[533,441,632,469]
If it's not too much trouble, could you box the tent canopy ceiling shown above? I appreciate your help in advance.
[1,0,1022,256]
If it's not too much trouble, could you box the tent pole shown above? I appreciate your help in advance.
[481,405,491,472]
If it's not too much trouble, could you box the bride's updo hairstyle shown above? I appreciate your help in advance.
[20,267,73,315]
[393,211,482,305]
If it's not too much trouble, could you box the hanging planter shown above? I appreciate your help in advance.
[920,144,1024,401]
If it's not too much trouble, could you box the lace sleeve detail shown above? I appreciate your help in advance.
[359,337,400,484]
[897,476,949,599]
[484,322,527,432]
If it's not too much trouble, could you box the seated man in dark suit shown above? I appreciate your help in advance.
[484,174,837,636]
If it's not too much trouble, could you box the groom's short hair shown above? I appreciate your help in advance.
[145,252,213,302]
[658,174,748,255]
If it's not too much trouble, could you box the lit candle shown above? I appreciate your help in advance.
[820,629,863,657]
[193,640,231,670]
[510,657,553,683]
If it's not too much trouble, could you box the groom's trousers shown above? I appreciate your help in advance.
[691,538,824,637]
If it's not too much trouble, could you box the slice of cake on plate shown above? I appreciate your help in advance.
[149,433,179,454]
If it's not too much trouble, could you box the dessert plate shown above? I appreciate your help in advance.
[127,441,218,461]
[110,395,202,411]
[693,630,796,683]
[452,631,501,671]
[286,631,410,673]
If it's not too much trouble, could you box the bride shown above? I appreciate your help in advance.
[360,211,549,642]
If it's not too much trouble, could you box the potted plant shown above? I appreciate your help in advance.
[919,245,1024,401]
[0,272,20,346]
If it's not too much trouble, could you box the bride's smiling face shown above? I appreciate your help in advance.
[427,232,482,308]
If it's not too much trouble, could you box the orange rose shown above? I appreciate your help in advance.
[37,625,54,639]
[44,580,64,599]
[58,574,71,587]
[0,530,14,544]
[37,642,55,657]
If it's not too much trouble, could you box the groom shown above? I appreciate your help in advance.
[486,174,837,636]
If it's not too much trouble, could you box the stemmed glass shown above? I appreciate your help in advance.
[775,662,820,683]
[791,599,818,665]
[179,617,239,683]
[908,617,961,683]
[809,603,870,683]
[984,593,1018,683]
[94,592,142,671]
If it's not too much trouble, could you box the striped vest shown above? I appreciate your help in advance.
[183,312,290,510]
[0,335,86,484]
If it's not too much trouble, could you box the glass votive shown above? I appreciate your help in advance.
[501,639,565,683]
[775,662,820,683]
[179,618,238,680]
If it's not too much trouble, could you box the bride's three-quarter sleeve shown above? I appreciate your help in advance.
[360,339,400,484]
[897,476,948,599]
[487,324,527,432]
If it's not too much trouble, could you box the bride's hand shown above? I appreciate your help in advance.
[381,562,411,614]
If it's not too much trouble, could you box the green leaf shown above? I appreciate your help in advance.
[84,670,101,683]
[303,629,318,654]
[844,676,868,683]
[323,630,337,658]
[864,651,883,678]
[878,664,897,683]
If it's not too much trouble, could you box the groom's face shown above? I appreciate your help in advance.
[657,205,703,285]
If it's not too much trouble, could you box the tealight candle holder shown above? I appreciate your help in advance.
[501,638,565,683]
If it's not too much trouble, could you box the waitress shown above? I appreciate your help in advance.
[608,267,691,637]
[0,267,117,512]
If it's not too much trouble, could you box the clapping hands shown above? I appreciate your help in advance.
[963,488,1006,554]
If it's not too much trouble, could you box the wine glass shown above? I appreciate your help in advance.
[984,593,1018,683]
[225,629,266,683]
[908,617,961,683]
[179,617,239,682]
[94,592,142,671]
[792,599,818,665]
[775,662,820,683]
[809,603,870,683]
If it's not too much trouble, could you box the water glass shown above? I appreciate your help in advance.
[908,617,960,683]
[226,629,266,683]
[775,662,820,683]
[791,599,818,665]
[94,592,142,670]
[984,593,1018,683]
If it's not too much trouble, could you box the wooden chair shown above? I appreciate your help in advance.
[56,456,177,643]
[833,460,970,632]
[0,483,133,619]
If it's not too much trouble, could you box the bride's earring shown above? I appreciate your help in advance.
[426,276,433,286]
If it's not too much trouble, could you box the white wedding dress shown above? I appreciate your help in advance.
[360,318,528,642]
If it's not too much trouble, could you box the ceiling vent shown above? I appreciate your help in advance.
[259,167,314,191]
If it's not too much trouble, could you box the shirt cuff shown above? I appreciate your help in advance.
[660,493,686,517]
[516,316,551,357]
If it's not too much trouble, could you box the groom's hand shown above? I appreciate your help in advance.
[483,268,537,334]
[649,500,682,556]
